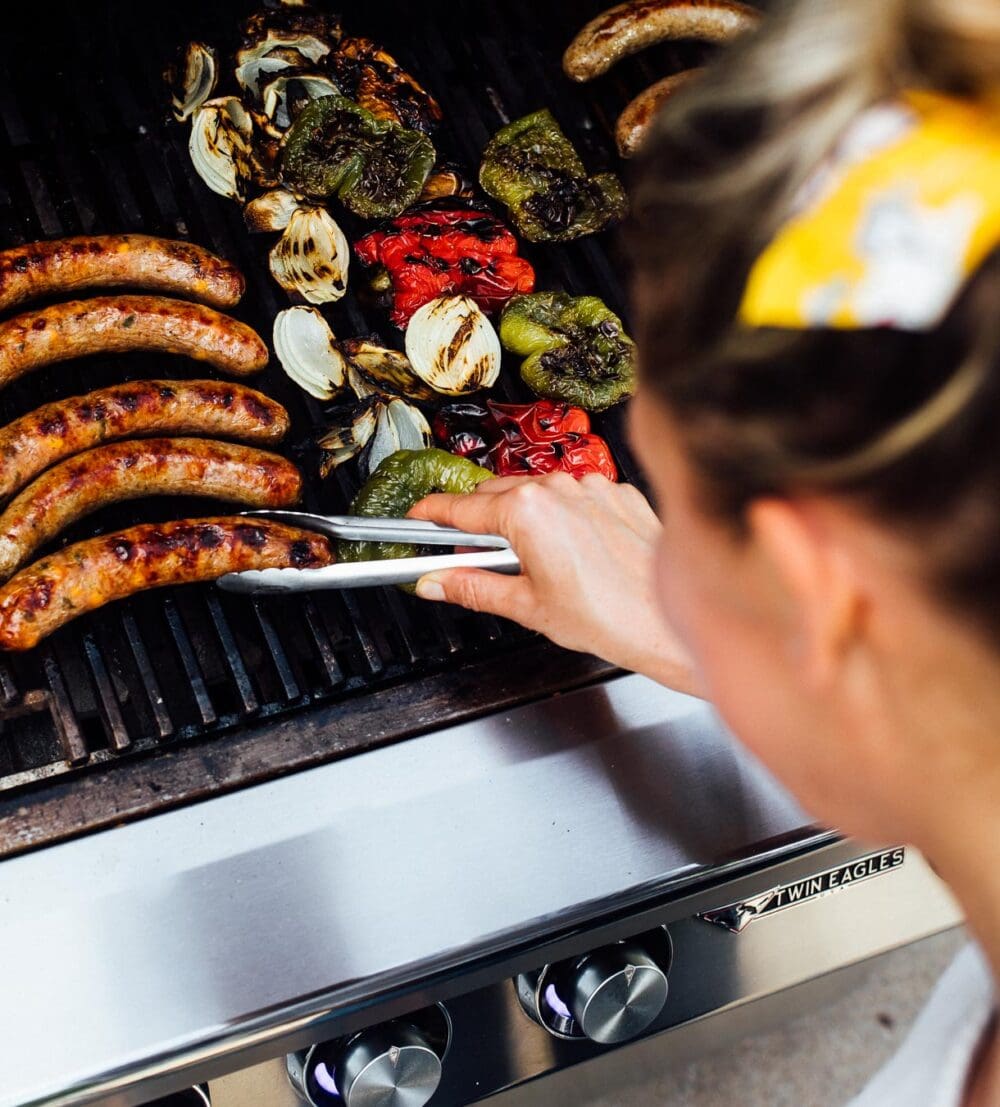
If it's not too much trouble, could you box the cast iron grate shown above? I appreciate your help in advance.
[0,0,703,798]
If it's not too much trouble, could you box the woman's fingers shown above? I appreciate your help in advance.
[416,567,529,621]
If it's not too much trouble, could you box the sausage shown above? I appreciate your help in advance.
[0,438,303,581]
[0,381,290,501]
[0,295,268,386]
[616,68,703,157]
[563,0,760,82]
[0,235,245,314]
[0,517,332,651]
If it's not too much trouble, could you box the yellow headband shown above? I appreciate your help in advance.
[739,91,1000,331]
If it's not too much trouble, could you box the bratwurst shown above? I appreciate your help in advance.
[563,0,759,81]
[0,438,303,581]
[0,517,332,651]
[0,381,290,501]
[0,235,245,314]
[616,69,703,156]
[0,295,268,386]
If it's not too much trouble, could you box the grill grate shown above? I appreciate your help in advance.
[0,0,705,819]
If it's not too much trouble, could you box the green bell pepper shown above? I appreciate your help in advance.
[499,292,637,412]
[281,95,435,220]
[479,109,627,242]
[339,448,493,571]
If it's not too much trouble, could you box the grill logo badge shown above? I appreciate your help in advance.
[698,847,906,932]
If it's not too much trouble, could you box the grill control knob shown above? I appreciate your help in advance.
[289,1016,448,1107]
[562,942,669,1045]
[336,1025,441,1107]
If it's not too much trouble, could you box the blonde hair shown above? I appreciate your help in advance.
[627,0,1000,639]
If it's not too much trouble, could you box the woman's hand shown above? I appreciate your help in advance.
[409,473,701,696]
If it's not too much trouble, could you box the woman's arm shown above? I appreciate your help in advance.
[409,472,703,696]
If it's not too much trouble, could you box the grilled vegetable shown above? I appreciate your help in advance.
[318,390,431,478]
[244,188,300,232]
[168,42,218,123]
[433,399,618,480]
[354,203,536,327]
[500,292,636,411]
[268,205,350,303]
[341,337,437,403]
[479,109,627,242]
[189,97,255,201]
[331,36,442,134]
[405,295,501,395]
[280,95,435,219]
[273,306,348,399]
[260,73,340,138]
[340,448,492,568]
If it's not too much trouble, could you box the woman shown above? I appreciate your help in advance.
[410,0,1000,1102]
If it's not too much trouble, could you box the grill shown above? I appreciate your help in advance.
[0,0,709,853]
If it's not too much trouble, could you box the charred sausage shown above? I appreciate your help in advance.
[0,381,290,502]
[0,235,245,313]
[0,438,303,581]
[0,295,268,386]
[563,0,759,82]
[616,69,703,157]
[0,517,332,651]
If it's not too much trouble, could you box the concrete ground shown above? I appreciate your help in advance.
[492,929,965,1107]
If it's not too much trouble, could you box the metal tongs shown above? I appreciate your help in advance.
[216,510,521,594]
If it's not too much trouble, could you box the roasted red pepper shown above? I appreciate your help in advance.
[433,399,618,481]
[355,202,536,327]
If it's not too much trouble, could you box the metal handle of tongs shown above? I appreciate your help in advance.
[217,548,521,594]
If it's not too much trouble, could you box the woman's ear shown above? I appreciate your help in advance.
[747,498,865,692]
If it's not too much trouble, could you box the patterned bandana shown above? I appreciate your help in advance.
[738,91,1000,332]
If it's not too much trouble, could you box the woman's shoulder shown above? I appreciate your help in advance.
[848,943,995,1107]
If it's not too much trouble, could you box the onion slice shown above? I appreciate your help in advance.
[273,305,347,400]
[404,295,501,395]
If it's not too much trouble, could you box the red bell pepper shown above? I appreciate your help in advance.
[433,399,618,481]
[355,203,536,326]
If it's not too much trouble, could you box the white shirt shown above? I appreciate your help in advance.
[849,943,996,1107]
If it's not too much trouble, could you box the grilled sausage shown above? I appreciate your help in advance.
[0,235,245,314]
[0,295,268,386]
[616,69,703,156]
[563,0,759,82]
[0,381,290,501]
[0,438,303,581]
[0,517,332,651]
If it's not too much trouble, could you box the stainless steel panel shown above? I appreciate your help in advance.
[0,675,938,1106]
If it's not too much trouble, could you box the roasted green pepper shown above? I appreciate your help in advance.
[479,109,627,242]
[499,292,637,412]
[339,448,493,568]
[281,95,435,220]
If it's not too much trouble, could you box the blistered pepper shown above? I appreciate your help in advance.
[339,448,493,569]
[281,95,435,219]
[433,399,618,481]
[479,109,627,242]
[355,203,536,326]
[499,292,637,412]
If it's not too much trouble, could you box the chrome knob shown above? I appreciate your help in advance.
[291,1022,443,1107]
[565,943,669,1044]
[338,1025,442,1107]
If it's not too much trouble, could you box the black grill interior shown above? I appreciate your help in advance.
[0,1,704,801]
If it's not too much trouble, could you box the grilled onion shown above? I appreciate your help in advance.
[261,74,340,137]
[404,295,501,395]
[235,35,331,101]
[189,97,254,202]
[269,206,349,304]
[170,42,218,123]
[317,397,381,476]
[342,337,437,403]
[244,188,301,233]
[273,305,347,400]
